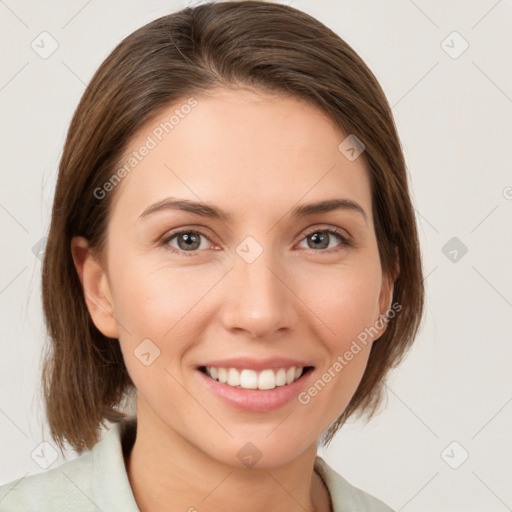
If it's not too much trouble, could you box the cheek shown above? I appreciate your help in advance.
[108,259,218,383]
[294,263,382,413]
[109,255,210,335]
[300,259,383,346]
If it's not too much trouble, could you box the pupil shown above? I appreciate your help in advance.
[181,233,199,249]
[310,232,328,249]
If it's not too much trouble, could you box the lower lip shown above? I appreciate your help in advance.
[196,368,314,412]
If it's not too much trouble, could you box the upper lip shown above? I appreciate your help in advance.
[199,357,314,371]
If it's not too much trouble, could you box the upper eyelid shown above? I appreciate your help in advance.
[300,224,350,238]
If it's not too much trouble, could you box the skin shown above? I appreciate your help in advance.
[72,87,395,512]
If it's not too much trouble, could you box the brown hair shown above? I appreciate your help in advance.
[41,0,424,454]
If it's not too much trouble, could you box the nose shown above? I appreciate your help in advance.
[219,244,299,339]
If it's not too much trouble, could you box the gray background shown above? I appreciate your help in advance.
[1,1,511,510]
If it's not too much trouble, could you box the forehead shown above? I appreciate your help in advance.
[108,87,372,224]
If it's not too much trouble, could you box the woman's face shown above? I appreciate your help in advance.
[79,87,394,467]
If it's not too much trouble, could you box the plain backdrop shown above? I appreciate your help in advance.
[0,1,511,511]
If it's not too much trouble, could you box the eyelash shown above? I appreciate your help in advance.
[159,226,352,257]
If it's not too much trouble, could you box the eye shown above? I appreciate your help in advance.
[160,226,352,257]
[296,227,351,252]
[161,229,215,256]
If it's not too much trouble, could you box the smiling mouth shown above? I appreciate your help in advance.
[198,365,314,391]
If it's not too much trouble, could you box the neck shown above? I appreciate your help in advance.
[124,406,332,512]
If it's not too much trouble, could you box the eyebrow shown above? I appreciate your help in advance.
[139,197,367,224]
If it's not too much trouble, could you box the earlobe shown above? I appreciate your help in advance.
[70,236,119,339]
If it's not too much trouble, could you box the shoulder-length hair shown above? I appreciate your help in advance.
[41,0,424,454]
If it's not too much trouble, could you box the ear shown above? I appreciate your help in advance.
[378,270,395,317]
[375,248,400,339]
[71,236,120,339]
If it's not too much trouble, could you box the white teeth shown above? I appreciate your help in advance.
[218,368,228,383]
[227,368,240,386]
[258,369,276,390]
[204,366,306,390]
[240,369,258,389]
[275,368,287,386]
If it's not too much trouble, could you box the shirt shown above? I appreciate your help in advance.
[0,418,395,511]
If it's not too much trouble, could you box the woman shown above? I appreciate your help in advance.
[0,1,423,511]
